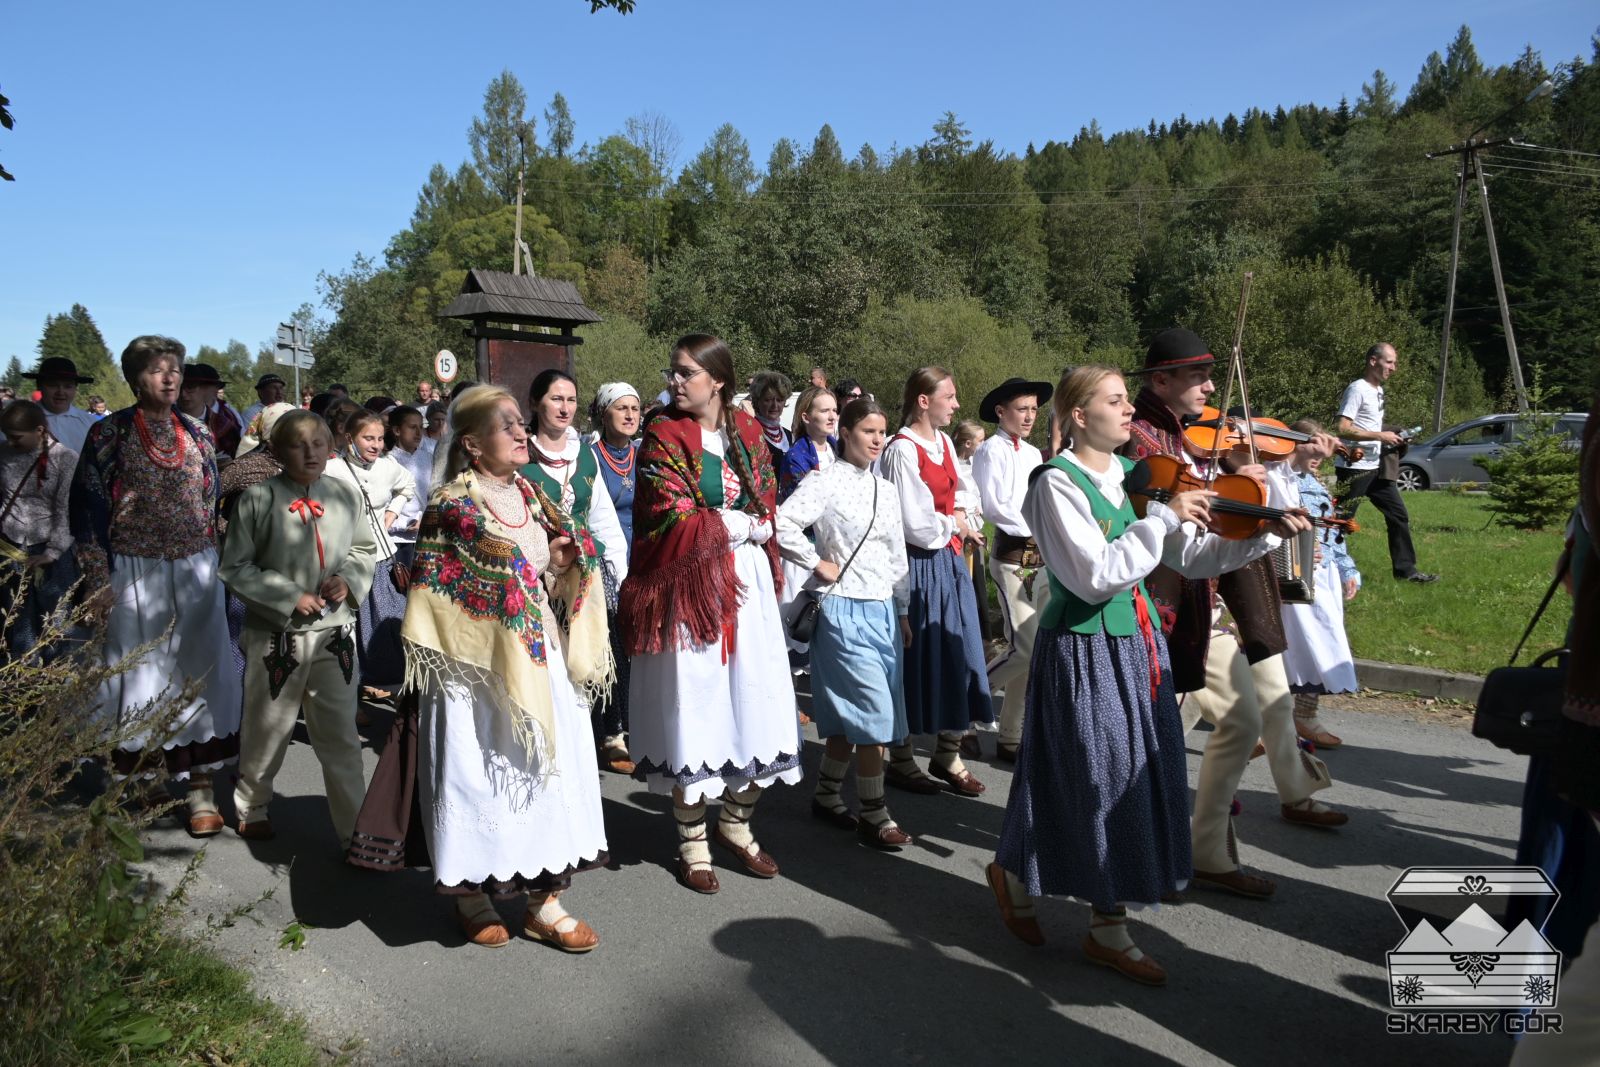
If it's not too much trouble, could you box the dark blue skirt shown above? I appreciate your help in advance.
[357,554,407,689]
[995,624,1191,907]
[902,544,993,735]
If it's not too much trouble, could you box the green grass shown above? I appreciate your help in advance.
[1343,490,1570,676]
[114,941,336,1066]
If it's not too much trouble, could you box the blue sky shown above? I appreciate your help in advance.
[2,1,1595,370]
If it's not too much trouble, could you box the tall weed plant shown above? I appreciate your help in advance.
[0,572,200,1064]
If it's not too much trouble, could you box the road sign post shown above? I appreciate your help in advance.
[274,323,315,399]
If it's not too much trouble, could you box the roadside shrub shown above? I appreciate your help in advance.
[1481,371,1581,530]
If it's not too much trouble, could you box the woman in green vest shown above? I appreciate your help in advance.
[985,364,1283,987]
[521,370,631,769]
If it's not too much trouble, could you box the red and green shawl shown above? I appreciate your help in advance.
[618,408,780,656]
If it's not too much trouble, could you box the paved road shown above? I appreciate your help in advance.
[142,695,1532,1066]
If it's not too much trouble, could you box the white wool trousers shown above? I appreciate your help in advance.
[1185,635,1330,872]
[233,626,367,846]
[986,558,1049,746]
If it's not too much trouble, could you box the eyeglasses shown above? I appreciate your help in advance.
[661,366,705,385]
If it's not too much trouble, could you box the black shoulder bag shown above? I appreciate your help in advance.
[1472,557,1569,757]
[787,476,878,645]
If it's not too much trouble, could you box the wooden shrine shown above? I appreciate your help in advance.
[439,270,602,411]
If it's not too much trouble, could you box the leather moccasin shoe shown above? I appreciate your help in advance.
[236,820,276,841]
[985,862,1044,947]
[1281,802,1350,828]
[929,763,986,797]
[1082,935,1167,986]
[884,766,943,794]
[857,820,912,850]
[458,911,511,949]
[188,811,224,837]
[523,913,599,953]
[811,799,859,830]
[713,828,779,878]
[678,859,721,895]
[1193,867,1277,899]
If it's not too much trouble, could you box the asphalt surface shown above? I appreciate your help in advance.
[140,694,1532,1067]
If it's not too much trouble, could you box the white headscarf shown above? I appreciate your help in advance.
[594,382,640,414]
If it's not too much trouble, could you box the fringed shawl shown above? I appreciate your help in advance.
[618,408,780,656]
[400,471,614,762]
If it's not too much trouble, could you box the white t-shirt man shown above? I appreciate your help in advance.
[1337,378,1383,472]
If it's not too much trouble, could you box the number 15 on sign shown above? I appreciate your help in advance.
[434,349,458,384]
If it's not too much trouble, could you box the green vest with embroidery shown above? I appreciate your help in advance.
[1038,454,1159,636]
[520,447,602,551]
[696,441,750,511]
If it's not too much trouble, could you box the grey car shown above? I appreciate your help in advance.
[1396,412,1589,490]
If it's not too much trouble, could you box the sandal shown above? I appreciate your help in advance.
[985,862,1044,946]
[885,764,943,795]
[598,740,636,775]
[929,762,986,797]
[523,901,599,953]
[1294,723,1342,749]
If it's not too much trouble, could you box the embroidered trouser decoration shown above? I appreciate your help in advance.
[235,627,367,844]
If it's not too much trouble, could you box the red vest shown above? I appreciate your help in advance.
[900,429,962,553]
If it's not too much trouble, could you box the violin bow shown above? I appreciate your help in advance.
[1204,271,1255,485]
[1229,272,1261,468]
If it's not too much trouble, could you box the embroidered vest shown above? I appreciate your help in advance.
[1038,455,1158,635]
[899,430,961,552]
[521,447,601,550]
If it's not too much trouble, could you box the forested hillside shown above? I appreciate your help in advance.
[272,26,1600,422]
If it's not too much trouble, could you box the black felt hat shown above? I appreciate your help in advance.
[256,373,286,389]
[26,357,95,383]
[182,362,224,385]
[1129,328,1216,375]
[978,377,1054,423]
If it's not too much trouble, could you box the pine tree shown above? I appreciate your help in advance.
[544,92,574,159]
[2,355,23,388]
[468,70,535,203]
[1356,70,1397,119]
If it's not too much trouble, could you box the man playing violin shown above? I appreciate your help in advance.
[1334,343,1437,583]
[1122,327,1348,902]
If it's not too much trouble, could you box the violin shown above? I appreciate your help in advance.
[1185,407,1364,464]
[1126,454,1360,541]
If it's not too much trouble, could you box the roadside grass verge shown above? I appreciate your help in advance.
[1343,489,1569,676]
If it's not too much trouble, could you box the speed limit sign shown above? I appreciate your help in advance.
[434,349,459,384]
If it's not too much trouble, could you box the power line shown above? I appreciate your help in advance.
[1481,157,1600,178]
[1505,141,1600,160]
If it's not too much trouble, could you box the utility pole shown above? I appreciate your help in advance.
[513,132,527,276]
[1425,79,1553,431]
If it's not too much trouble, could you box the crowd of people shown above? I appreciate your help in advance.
[4,328,1596,1011]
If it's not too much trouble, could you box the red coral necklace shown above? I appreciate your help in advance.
[480,475,530,528]
[134,408,186,470]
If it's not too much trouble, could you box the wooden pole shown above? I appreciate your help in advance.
[1432,158,1471,433]
[1473,157,1529,413]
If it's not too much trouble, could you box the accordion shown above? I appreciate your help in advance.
[1270,527,1316,604]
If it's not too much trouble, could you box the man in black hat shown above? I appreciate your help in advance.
[1122,328,1344,902]
[241,373,286,428]
[179,363,241,460]
[972,376,1053,761]
[25,356,99,455]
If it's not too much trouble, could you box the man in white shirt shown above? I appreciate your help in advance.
[240,373,286,428]
[1335,343,1435,583]
[26,357,99,456]
[972,377,1053,762]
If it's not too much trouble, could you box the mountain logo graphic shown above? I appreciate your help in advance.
[1385,867,1562,1010]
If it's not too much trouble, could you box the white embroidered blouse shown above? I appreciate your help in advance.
[1023,449,1281,604]
[776,460,910,612]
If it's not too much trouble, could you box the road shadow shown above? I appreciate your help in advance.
[713,917,1169,1065]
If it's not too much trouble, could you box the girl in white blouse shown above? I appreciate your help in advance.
[326,408,415,696]
[777,399,913,849]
